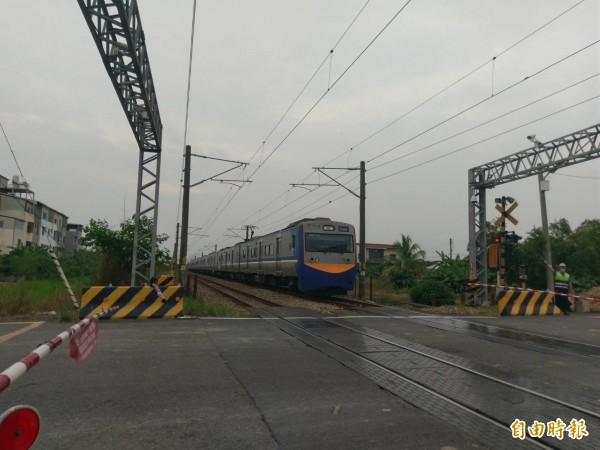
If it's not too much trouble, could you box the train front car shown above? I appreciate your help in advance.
[297,219,356,294]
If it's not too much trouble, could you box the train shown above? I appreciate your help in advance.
[187,218,356,294]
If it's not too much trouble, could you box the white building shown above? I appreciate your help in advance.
[0,175,69,256]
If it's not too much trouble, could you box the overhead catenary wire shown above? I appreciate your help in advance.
[208,93,599,248]
[369,73,600,171]
[321,0,589,168]
[196,1,410,238]
[252,0,412,176]
[247,0,372,166]
[260,95,600,240]
[370,95,600,184]
[0,119,26,183]
[189,3,596,255]
[211,0,592,241]
[367,39,600,165]
[175,0,198,233]
[224,68,599,243]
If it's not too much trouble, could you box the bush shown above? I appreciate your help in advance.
[382,267,416,289]
[410,279,455,306]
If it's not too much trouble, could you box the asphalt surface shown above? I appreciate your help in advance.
[0,310,598,449]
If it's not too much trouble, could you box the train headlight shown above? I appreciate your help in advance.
[322,225,335,231]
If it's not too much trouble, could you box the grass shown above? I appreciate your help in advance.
[0,277,90,321]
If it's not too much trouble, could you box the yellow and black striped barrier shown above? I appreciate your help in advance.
[498,290,561,316]
[79,285,184,319]
[156,275,174,286]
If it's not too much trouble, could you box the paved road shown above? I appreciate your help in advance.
[0,311,598,449]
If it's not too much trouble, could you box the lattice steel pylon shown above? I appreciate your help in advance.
[78,0,163,285]
[468,123,600,304]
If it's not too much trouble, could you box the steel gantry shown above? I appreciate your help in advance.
[468,123,600,304]
[77,0,163,285]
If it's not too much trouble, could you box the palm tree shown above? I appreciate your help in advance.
[391,234,426,272]
[382,234,426,288]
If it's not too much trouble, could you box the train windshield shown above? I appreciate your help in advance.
[305,233,354,253]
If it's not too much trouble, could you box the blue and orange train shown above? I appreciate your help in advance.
[187,218,356,294]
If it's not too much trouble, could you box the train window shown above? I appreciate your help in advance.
[305,233,354,253]
[338,226,349,232]
[291,235,296,251]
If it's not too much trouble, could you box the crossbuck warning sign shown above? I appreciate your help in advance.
[494,201,518,226]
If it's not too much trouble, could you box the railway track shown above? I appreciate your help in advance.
[190,274,380,308]
[191,274,282,309]
[353,303,600,361]
[187,273,599,448]
[256,308,599,450]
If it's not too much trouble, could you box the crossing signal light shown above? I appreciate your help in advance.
[505,231,522,243]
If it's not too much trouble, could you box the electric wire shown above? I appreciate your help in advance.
[247,0,372,166]
[218,91,599,243]
[0,119,26,183]
[250,95,600,241]
[196,1,409,239]
[321,0,589,168]
[218,0,592,239]
[246,70,599,236]
[367,39,600,165]
[175,0,198,244]
[370,95,600,184]
[195,70,598,255]
[369,73,600,171]
[251,0,412,176]
[552,173,600,180]
[190,2,595,255]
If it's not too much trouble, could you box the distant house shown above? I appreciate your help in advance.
[0,174,69,256]
[65,224,84,255]
[356,243,396,264]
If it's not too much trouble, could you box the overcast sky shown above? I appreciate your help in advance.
[1,0,599,261]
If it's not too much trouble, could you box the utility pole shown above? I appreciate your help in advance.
[359,161,366,300]
[538,171,554,290]
[293,161,366,300]
[177,151,250,284]
[179,145,191,285]
[449,238,453,259]
[172,222,179,277]
[527,134,555,291]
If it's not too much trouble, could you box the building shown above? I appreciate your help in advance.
[65,224,84,255]
[357,243,397,264]
[0,175,69,256]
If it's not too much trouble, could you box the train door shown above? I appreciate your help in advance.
[246,245,250,270]
[275,237,281,273]
[258,242,263,272]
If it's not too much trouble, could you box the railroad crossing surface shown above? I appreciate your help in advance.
[1,309,599,449]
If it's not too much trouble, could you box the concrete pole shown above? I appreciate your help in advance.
[538,172,554,290]
[359,161,366,301]
[172,222,179,281]
[179,145,191,285]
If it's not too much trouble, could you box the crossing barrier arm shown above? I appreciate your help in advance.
[0,306,119,394]
[467,283,600,303]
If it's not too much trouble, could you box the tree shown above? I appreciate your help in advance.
[83,216,170,285]
[428,251,469,294]
[497,218,600,291]
[1,246,55,280]
[382,234,426,289]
